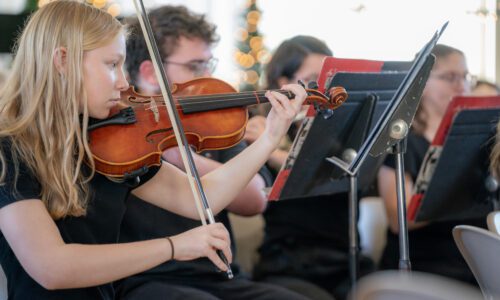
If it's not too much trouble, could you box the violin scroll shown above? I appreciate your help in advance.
[304,86,348,111]
[327,86,348,108]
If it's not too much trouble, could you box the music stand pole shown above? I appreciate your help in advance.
[348,173,359,287]
[388,120,411,271]
[327,148,361,288]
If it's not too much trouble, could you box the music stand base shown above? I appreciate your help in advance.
[399,259,411,271]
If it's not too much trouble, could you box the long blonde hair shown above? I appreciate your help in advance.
[490,121,500,179]
[0,0,124,219]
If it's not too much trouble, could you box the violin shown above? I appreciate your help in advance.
[88,77,347,179]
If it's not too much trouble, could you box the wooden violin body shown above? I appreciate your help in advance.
[88,77,347,178]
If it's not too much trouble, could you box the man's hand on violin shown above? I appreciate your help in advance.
[263,84,307,147]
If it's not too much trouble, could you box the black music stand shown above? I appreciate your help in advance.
[326,72,408,287]
[327,23,447,276]
[410,104,500,223]
[382,61,413,72]
[268,71,407,289]
[269,72,406,200]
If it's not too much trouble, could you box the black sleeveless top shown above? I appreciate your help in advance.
[380,132,485,284]
[0,139,157,299]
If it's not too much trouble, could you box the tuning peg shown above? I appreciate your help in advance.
[307,81,319,90]
[297,79,306,88]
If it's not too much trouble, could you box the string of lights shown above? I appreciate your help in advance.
[36,0,121,17]
[234,0,270,91]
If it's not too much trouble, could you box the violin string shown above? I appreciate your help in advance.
[180,95,268,106]
[145,91,274,111]
[139,92,320,111]
[135,89,323,112]
[177,90,284,102]
[178,95,268,111]
[140,87,321,104]
[143,92,268,108]
[143,89,299,105]
[177,90,319,110]
[180,89,294,100]
[179,89,319,105]
[176,90,295,109]
[179,95,266,104]
[179,89,282,98]
[175,99,260,112]
[144,97,269,108]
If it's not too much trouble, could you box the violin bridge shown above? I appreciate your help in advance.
[148,97,160,123]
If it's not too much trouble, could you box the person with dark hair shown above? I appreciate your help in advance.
[245,35,333,172]
[471,79,500,96]
[377,44,486,283]
[247,35,374,300]
[115,6,309,300]
[265,35,333,89]
[124,5,219,93]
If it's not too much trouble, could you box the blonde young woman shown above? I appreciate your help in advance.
[0,1,306,299]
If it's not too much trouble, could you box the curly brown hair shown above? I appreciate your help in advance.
[124,5,219,87]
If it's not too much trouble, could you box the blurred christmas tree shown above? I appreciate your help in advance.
[28,0,121,16]
[24,0,38,12]
[234,0,270,91]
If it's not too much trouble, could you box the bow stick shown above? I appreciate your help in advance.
[132,0,233,278]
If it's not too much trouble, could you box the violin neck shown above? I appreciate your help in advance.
[178,90,293,114]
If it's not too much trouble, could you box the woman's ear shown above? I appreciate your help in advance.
[53,47,67,75]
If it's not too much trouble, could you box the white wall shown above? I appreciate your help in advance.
[258,0,497,82]
[117,0,497,84]
[0,0,26,14]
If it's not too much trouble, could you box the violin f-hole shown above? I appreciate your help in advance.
[146,128,173,144]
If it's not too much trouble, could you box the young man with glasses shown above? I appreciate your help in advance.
[124,6,219,93]
[116,5,309,300]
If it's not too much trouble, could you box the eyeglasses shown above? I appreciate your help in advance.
[163,57,218,77]
[290,73,320,89]
[431,71,472,85]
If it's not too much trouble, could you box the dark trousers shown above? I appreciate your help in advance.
[258,276,335,300]
[117,277,311,300]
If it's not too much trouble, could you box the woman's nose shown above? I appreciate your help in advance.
[117,69,130,91]
[455,79,470,95]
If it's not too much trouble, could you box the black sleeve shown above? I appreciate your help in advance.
[134,165,160,188]
[382,132,430,181]
[204,141,274,187]
[0,143,42,209]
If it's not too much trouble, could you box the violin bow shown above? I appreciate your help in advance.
[132,0,234,278]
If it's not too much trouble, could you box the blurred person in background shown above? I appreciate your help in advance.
[471,79,500,96]
[248,35,375,300]
[377,44,485,285]
[116,6,310,300]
